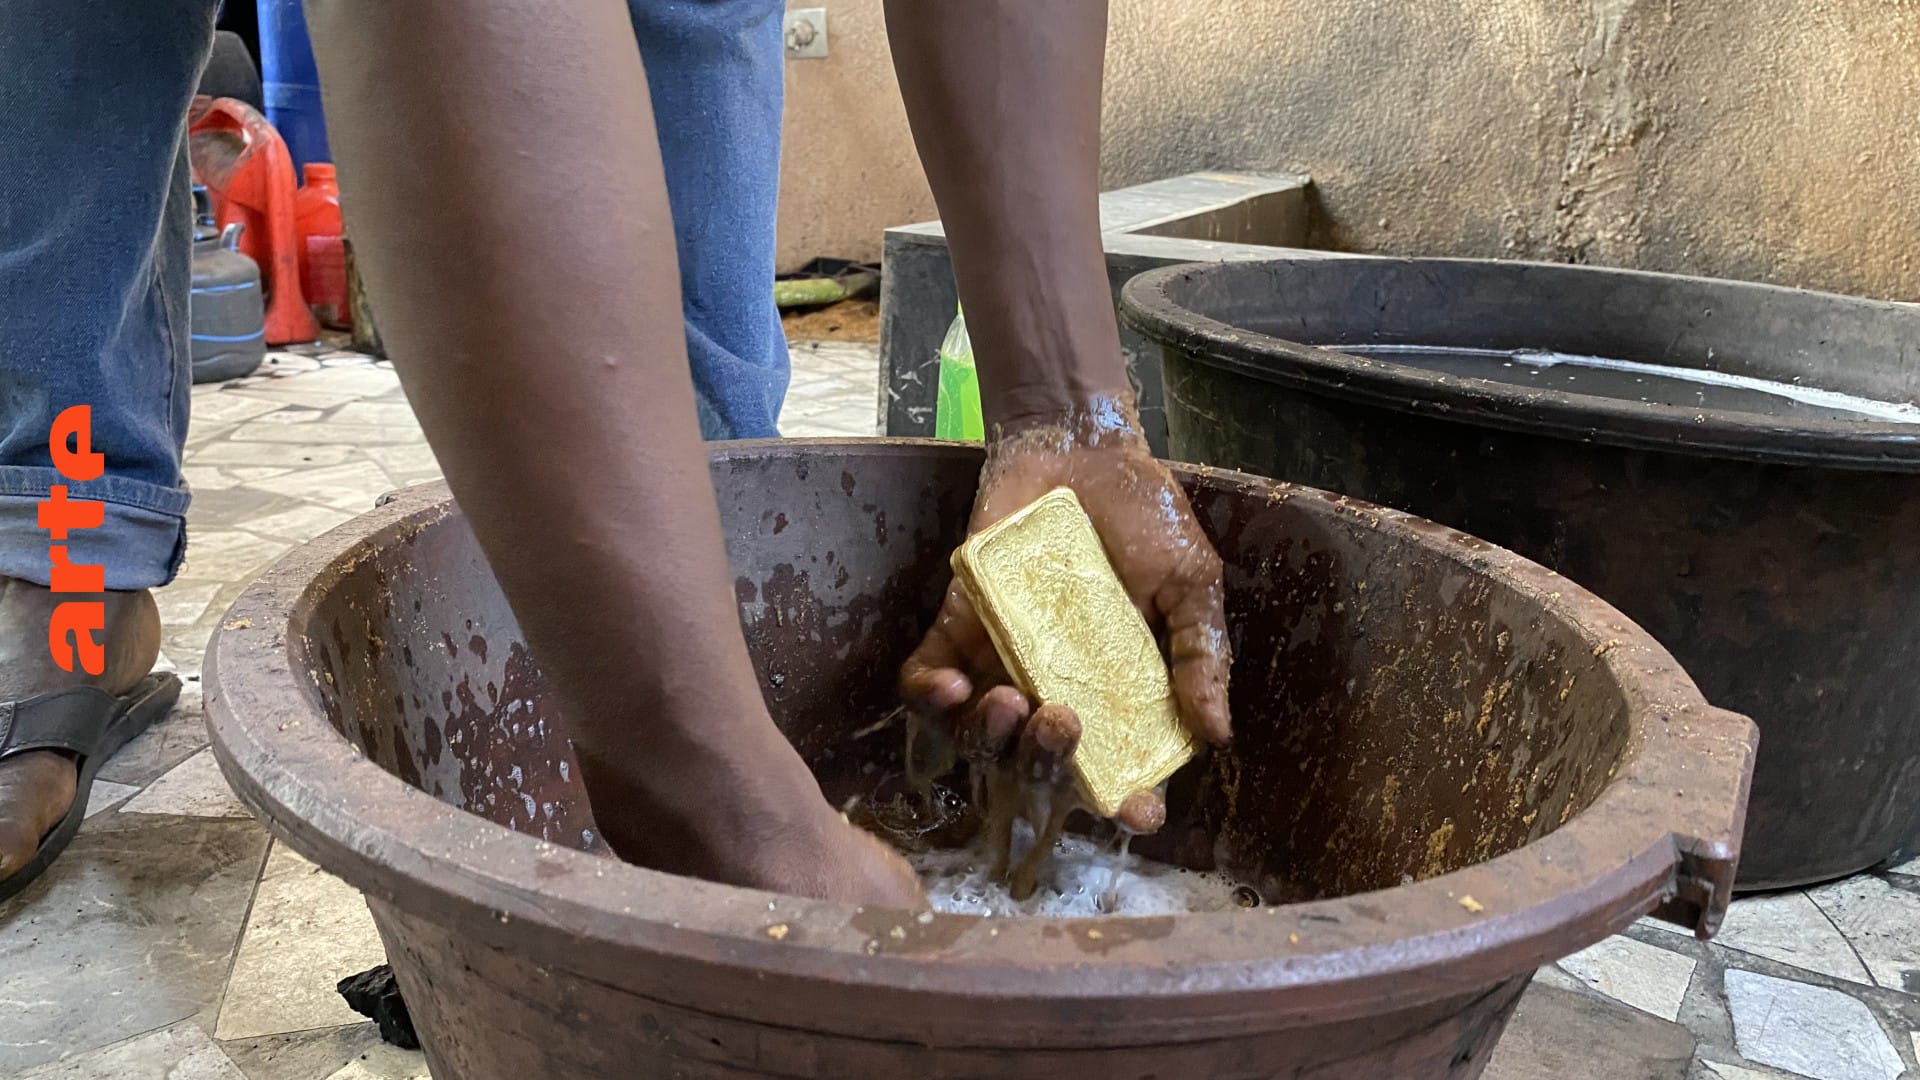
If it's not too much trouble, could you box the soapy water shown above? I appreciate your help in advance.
[909,825,1255,918]
[890,702,1256,917]
[1336,344,1920,425]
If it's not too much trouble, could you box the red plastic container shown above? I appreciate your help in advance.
[295,164,350,329]
[188,96,319,345]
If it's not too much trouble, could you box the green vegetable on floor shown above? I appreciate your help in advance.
[773,277,851,310]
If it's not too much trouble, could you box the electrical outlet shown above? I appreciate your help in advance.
[784,8,828,59]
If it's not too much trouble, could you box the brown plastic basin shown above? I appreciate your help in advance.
[206,440,1755,1079]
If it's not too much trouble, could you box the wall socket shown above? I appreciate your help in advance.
[784,8,828,59]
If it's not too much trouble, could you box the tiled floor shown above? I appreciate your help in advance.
[2,338,1916,1079]
[0,340,880,1080]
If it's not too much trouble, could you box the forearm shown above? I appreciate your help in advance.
[884,0,1129,429]
[305,2,780,814]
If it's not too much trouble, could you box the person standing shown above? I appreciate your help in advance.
[1,0,1232,907]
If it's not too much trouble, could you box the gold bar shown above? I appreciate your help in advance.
[950,487,1196,818]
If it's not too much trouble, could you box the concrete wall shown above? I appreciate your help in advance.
[779,0,1919,300]
[775,1,931,272]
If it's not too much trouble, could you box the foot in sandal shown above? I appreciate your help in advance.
[0,579,177,902]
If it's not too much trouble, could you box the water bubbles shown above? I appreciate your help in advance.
[909,834,1250,918]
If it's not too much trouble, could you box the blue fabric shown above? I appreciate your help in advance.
[630,0,792,440]
[0,0,217,589]
[0,0,790,590]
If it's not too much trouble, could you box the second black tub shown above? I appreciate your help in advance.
[1121,256,1920,889]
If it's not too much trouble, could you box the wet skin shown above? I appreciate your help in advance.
[901,403,1232,896]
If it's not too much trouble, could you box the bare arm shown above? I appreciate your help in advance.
[304,0,917,903]
[884,0,1129,427]
[888,2,1233,823]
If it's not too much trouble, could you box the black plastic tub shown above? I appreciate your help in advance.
[1121,257,1920,890]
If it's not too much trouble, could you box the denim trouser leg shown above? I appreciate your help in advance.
[628,0,792,440]
[0,0,218,589]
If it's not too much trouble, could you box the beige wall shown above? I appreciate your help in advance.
[775,1,932,272]
[779,0,1920,300]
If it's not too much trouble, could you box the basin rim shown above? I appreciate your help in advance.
[204,440,1755,1041]
[1121,257,1920,472]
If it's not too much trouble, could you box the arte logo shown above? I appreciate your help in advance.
[39,406,109,675]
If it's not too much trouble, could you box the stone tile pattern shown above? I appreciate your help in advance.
[9,341,1920,1079]
[1723,970,1906,1080]
[216,843,391,1042]
[1538,871,1920,1080]
[1558,934,1699,1022]
[782,340,884,437]
[6,349,432,1079]
[120,747,254,819]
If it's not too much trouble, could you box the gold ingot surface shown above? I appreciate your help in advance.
[950,487,1195,817]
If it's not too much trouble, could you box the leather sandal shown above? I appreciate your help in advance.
[0,673,182,904]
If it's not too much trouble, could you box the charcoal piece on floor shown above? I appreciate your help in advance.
[336,964,420,1050]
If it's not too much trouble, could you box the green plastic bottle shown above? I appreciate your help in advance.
[934,305,985,441]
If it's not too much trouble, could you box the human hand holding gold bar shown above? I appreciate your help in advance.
[949,487,1198,819]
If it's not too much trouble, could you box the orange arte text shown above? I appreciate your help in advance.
[41,406,107,674]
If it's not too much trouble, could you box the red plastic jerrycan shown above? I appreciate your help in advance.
[295,163,351,329]
[187,96,319,345]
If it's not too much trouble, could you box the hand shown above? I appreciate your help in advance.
[900,395,1232,834]
[579,727,925,909]
[737,802,929,910]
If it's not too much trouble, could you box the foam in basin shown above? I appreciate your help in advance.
[909,830,1250,917]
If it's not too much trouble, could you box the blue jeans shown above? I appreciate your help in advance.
[634,0,793,443]
[0,0,790,591]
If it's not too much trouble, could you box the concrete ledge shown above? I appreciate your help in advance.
[879,171,1361,453]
